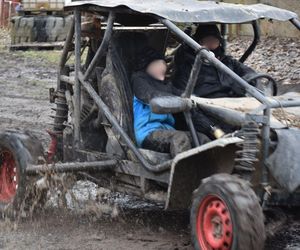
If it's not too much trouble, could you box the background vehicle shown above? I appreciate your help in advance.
[1,1,300,249]
[10,0,72,49]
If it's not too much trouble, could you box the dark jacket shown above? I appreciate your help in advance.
[132,71,181,146]
[132,71,181,103]
[173,45,257,98]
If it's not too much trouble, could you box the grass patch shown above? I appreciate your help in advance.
[22,50,62,65]
[21,48,88,66]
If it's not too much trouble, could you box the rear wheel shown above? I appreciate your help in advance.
[191,173,265,250]
[0,130,46,217]
[0,151,18,203]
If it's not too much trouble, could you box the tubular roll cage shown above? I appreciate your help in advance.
[56,9,300,188]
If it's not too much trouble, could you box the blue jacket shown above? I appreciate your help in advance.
[133,96,175,147]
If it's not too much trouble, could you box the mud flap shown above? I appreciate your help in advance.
[165,137,242,210]
[267,128,300,193]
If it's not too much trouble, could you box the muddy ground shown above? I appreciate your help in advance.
[0,28,300,249]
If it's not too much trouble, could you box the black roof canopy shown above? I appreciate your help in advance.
[65,0,298,24]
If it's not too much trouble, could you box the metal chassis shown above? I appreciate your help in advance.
[38,8,300,201]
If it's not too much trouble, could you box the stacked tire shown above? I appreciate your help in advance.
[10,15,73,45]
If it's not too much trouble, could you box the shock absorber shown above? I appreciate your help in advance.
[52,90,68,132]
[234,121,260,181]
[47,89,68,162]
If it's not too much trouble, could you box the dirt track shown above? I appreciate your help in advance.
[0,29,300,249]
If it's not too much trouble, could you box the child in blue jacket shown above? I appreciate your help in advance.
[132,47,192,157]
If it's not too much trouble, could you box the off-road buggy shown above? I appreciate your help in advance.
[1,1,300,249]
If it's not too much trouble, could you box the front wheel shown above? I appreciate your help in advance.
[191,174,265,250]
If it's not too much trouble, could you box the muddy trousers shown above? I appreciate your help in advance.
[142,130,209,158]
[142,130,191,158]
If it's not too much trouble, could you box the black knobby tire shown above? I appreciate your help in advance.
[10,16,34,44]
[34,15,73,43]
[33,16,48,42]
[0,130,46,217]
[190,173,265,250]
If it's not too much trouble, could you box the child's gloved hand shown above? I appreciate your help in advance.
[211,126,225,139]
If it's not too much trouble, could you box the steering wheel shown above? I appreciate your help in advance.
[246,73,278,96]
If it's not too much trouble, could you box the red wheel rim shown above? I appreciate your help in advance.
[196,195,233,250]
[0,150,18,202]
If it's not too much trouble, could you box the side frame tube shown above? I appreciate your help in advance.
[74,9,82,149]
